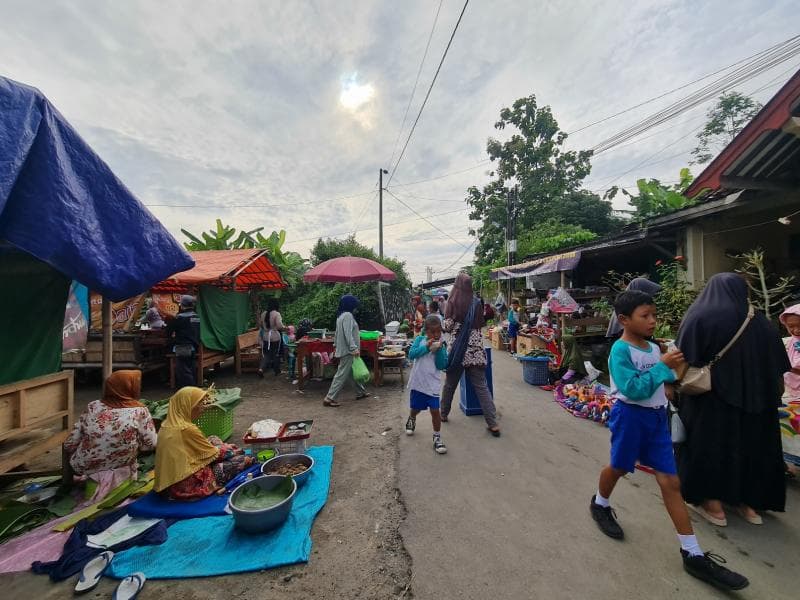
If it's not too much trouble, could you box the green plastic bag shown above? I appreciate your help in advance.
[352,356,370,384]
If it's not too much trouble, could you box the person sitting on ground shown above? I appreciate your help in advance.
[428,300,444,323]
[590,290,748,591]
[64,370,157,483]
[559,334,588,383]
[154,387,254,500]
[323,294,370,407]
[405,315,449,454]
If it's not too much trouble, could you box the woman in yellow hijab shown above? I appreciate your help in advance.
[155,387,254,499]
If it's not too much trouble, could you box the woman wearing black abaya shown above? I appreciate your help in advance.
[675,273,789,526]
[606,277,662,338]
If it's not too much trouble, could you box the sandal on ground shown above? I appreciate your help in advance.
[75,550,114,594]
[687,503,727,527]
[488,427,501,438]
[736,506,763,525]
[355,392,371,400]
[323,398,341,407]
[113,572,146,600]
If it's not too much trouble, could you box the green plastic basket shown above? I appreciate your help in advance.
[360,330,381,340]
[194,406,234,441]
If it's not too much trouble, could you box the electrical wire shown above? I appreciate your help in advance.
[386,0,444,170]
[591,37,800,154]
[431,238,478,273]
[569,34,800,136]
[704,207,800,236]
[145,189,375,209]
[384,189,469,248]
[386,0,471,186]
[388,160,491,188]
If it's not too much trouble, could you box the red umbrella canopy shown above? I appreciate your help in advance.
[303,256,397,283]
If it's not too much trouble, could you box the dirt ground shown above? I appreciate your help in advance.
[2,362,414,599]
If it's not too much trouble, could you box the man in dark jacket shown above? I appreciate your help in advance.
[166,295,201,388]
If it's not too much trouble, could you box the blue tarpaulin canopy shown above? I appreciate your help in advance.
[0,76,193,301]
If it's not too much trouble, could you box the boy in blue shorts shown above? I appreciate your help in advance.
[590,290,748,591]
[405,315,448,454]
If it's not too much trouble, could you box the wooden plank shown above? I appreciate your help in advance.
[0,429,68,474]
[0,410,71,443]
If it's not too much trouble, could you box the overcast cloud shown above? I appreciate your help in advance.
[1,1,797,283]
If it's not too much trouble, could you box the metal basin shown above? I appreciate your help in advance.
[228,475,297,534]
[261,453,315,488]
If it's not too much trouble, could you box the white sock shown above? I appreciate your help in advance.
[594,492,610,508]
[678,534,703,557]
[433,431,441,438]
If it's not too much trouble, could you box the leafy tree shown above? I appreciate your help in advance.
[517,219,597,257]
[282,236,411,330]
[604,168,697,220]
[691,92,762,164]
[466,94,622,265]
[182,220,308,286]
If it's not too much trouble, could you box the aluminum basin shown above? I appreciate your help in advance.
[228,475,297,534]
[261,453,315,488]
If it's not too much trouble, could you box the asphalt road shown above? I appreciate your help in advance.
[398,350,799,600]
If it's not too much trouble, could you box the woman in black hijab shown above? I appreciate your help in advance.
[606,277,662,338]
[675,273,789,526]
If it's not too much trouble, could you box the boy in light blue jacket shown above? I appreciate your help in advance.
[405,315,448,454]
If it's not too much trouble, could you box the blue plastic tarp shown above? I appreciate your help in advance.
[0,76,193,301]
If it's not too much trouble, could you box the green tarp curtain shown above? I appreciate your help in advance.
[197,285,251,351]
[0,252,70,385]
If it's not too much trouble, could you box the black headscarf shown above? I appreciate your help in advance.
[445,272,485,329]
[606,277,662,337]
[337,294,359,317]
[676,272,789,412]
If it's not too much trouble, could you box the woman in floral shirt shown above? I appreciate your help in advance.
[440,273,500,436]
[64,370,157,477]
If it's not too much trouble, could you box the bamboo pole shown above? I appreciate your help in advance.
[101,297,112,381]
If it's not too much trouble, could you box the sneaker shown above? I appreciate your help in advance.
[405,416,416,436]
[589,495,624,540]
[433,435,447,454]
[681,550,749,591]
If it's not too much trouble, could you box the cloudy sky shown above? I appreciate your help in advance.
[2,1,798,283]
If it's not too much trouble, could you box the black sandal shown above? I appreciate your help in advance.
[355,392,371,400]
[488,427,501,437]
[323,398,341,407]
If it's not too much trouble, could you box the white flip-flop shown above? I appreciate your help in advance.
[74,550,114,594]
[112,572,146,600]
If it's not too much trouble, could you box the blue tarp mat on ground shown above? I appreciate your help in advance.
[108,446,334,579]
[127,490,229,520]
[0,76,193,300]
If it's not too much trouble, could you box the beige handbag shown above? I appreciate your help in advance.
[678,305,754,395]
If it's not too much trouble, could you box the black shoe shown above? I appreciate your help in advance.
[589,495,624,540]
[681,550,749,591]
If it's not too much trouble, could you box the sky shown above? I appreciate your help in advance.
[1,1,798,285]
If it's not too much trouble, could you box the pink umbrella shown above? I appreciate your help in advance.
[303,256,397,283]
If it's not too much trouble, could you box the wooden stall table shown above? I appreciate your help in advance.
[378,356,405,388]
[295,338,380,390]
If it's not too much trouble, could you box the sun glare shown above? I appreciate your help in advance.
[339,74,375,111]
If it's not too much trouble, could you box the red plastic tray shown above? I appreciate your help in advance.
[277,420,313,441]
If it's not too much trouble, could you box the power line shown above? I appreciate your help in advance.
[145,189,375,209]
[386,0,444,170]
[591,37,800,154]
[432,238,477,273]
[386,0,470,186]
[569,34,800,136]
[388,160,491,189]
[351,190,378,236]
[385,189,469,249]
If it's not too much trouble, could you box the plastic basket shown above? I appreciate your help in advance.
[519,356,551,386]
[194,406,234,441]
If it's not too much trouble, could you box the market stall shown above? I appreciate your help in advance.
[0,76,193,472]
[151,249,288,387]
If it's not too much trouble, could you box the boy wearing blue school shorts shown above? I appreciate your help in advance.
[405,315,448,454]
[590,290,748,591]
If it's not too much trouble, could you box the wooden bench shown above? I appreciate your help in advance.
[235,329,261,375]
[168,344,234,388]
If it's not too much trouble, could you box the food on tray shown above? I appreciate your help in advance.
[246,418,283,439]
[266,463,309,477]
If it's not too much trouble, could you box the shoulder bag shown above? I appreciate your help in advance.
[445,298,479,374]
[678,305,755,396]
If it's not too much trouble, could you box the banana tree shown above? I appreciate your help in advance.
[181,219,264,251]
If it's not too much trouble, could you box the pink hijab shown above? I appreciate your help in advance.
[779,304,800,327]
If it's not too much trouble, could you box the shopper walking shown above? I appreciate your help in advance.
[676,273,789,526]
[323,294,370,407]
[258,298,286,377]
[440,272,500,436]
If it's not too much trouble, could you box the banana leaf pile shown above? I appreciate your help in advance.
[143,387,243,422]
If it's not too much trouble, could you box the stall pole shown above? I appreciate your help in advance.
[101,297,113,380]
[376,282,387,328]
[559,271,567,337]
